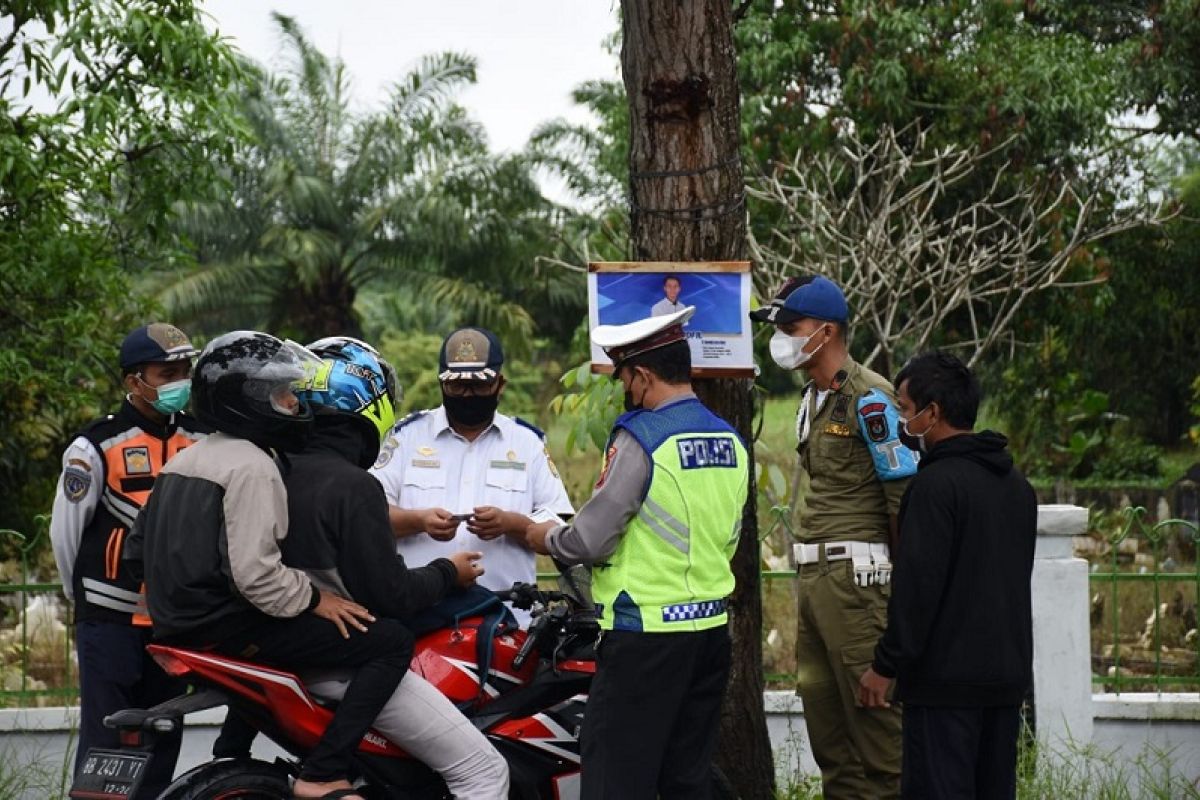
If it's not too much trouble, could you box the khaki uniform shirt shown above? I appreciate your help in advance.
[797,357,917,543]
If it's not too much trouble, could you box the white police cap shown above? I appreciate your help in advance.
[592,305,696,369]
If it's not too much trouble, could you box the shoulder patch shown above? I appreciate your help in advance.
[373,436,399,469]
[514,417,546,440]
[596,444,618,488]
[856,389,918,481]
[62,466,92,503]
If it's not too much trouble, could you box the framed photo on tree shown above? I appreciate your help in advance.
[587,261,754,377]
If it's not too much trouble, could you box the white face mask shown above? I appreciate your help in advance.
[898,405,934,452]
[770,329,824,370]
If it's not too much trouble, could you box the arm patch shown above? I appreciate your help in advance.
[857,389,918,481]
[63,466,92,503]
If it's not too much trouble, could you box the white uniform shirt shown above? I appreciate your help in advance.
[371,407,575,595]
[49,437,105,603]
[651,297,685,317]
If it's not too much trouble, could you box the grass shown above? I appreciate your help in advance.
[0,740,73,800]
[773,734,1200,799]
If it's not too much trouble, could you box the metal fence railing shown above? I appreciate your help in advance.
[2,505,1196,706]
[0,526,78,707]
[1088,507,1200,694]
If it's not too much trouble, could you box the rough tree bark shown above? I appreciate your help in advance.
[620,3,775,797]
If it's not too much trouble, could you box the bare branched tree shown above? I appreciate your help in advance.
[748,125,1168,373]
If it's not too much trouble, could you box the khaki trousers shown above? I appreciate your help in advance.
[796,558,902,799]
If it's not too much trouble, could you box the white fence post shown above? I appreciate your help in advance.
[1032,504,1093,752]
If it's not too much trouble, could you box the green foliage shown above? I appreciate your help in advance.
[159,14,585,349]
[523,63,631,267]
[1191,376,1200,446]
[549,362,625,454]
[0,0,245,533]
[735,1,1189,164]
[1002,152,1200,448]
[994,329,1163,481]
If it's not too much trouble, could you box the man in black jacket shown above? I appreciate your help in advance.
[858,351,1036,800]
[279,336,509,799]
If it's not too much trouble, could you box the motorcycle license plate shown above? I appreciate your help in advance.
[68,748,151,799]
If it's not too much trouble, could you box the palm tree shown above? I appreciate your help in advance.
[158,13,567,346]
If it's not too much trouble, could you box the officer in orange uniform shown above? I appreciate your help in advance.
[50,323,209,798]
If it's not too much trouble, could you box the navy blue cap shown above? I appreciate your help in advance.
[438,328,504,382]
[749,275,848,325]
[119,323,198,370]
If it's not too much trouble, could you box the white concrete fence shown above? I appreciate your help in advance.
[1,504,1198,794]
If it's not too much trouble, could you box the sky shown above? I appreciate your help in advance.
[202,0,622,155]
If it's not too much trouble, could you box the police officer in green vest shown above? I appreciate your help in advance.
[751,276,916,799]
[525,306,748,800]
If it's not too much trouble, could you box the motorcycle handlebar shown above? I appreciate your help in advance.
[510,615,546,670]
[493,582,564,610]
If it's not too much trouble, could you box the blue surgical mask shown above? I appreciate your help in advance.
[147,378,191,415]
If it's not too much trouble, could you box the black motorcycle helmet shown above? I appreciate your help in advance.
[192,331,317,453]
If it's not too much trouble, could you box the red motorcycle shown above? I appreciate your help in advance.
[69,571,736,800]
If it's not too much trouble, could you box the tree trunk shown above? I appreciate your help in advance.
[620,3,775,797]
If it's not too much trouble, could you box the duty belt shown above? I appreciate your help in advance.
[793,541,892,587]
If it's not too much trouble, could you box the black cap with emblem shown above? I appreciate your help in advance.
[438,328,504,382]
[119,323,197,370]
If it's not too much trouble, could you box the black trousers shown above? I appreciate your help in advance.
[901,704,1021,800]
[75,621,185,800]
[174,611,414,782]
[581,626,731,800]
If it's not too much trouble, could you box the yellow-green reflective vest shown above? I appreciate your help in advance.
[593,398,749,633]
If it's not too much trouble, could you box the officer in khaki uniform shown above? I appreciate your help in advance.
[752,276,916,798]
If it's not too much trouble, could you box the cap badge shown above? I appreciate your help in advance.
[161,325,189,348]
[455,340,478,363]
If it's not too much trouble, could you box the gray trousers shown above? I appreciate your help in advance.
[304,670,510,800]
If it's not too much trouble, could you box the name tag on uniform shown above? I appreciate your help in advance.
[676,437,738,469]
[488,460,527,471]
[411,458,441,469]
[824,423,851,437]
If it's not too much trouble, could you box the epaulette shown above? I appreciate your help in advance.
[390,409,430,436]
[514,417,546,440]
[79,413,117,433]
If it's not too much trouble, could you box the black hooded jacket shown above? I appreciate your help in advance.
[872,431,1037,707]
[279,414,458,619]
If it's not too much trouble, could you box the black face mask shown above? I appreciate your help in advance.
[622,370,645,413]
[443,392,499,428]
[898,430,923,453]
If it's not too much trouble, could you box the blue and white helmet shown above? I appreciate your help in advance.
[300,336,399,443]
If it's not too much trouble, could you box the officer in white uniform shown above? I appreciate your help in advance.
[372,327,574,617]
